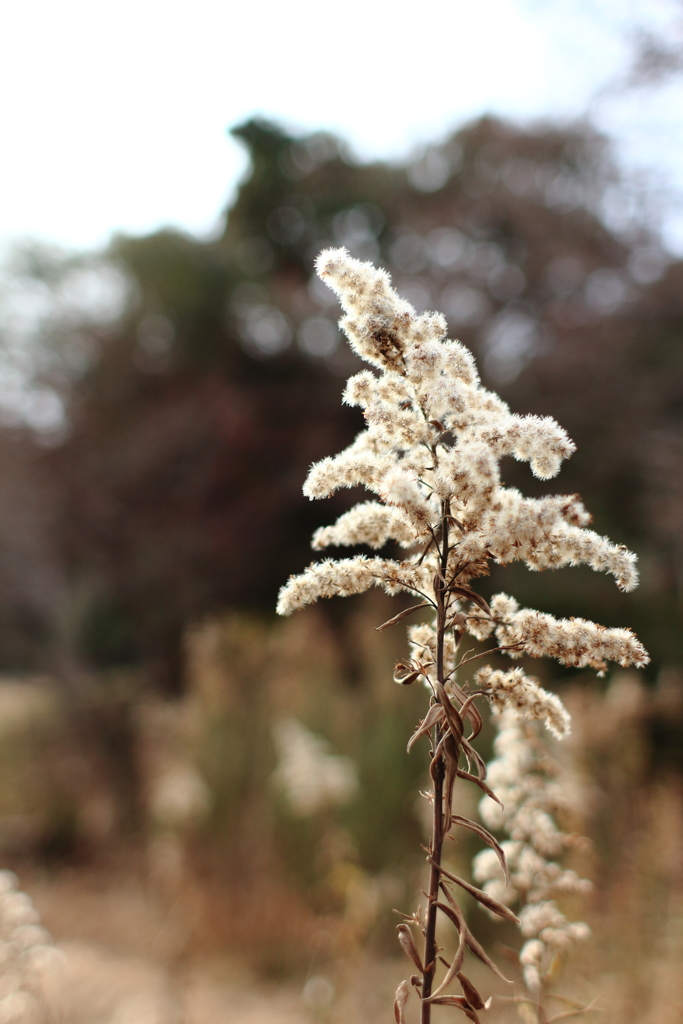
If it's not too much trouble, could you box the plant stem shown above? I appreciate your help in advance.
[420,731,444,1024]
[420,502,451,1024]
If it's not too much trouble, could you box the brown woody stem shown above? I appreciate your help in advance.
[420,500,451,1024]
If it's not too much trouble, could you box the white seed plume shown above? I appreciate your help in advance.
[312,502,416,551]
[475,665,571,738]
[276,555,429,615]
[473,712,592,991]
[277,248,648,1002]
[280,251,647,669]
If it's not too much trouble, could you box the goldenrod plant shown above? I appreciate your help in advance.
[277,248,648,1023]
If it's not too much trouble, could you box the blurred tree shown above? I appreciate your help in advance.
[0,115,678,688]
[0,431,63,670]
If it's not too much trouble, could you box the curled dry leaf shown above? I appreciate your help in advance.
[436,681,464,741]
[394,980,411,1024]
[450,586,492,616]
[460,737,487,780]
[458,693,484,739]
[443,732,461,833]
[397,924,425,973]
[456,768,501,805]
[437,891,511,984]
[408,703,445,752]
[457,972,486,1010]
[448,680,484,738]
[427,855,518,923]
[449,816,509,884]
[429,996,482,1024]
[450,611,467,631]
[394,660,422,685]
[425,925,466,1002]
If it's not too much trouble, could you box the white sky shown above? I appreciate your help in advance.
[2,0,683,255]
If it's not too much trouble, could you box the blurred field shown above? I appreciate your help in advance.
[0,605,679,1022]
[0,110,681,1021]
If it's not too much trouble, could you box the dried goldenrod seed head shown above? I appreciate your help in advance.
[279,247,647,678]
[278,248,648,1018]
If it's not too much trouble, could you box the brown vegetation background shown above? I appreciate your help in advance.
[0,115,681,1021]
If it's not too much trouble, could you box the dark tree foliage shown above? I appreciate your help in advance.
[13,115,679,684]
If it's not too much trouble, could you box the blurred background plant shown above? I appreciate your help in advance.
[0,32,682,1020]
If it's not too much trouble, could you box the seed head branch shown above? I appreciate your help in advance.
[277,248,648,1022]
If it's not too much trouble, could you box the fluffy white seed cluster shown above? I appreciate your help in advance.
[272,718,358,817]
[275,249,650,1009]
[475,665,571,738]
[472,713,591,991]
[277,555,432,614]
[277,248,648,681]
[312,502,415,551]
[457,490,638,590]
[488,594,648,674]
[0,870,57,1022]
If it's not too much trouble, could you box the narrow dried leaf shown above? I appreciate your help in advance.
[430,999,481,1024]
[467,707,484,741]
[450,611,467,630]
[444,728,460,763]
[394,980,411,1024]
[458,694,483,740]
[425,923,466,1001]
[394,660,422,685]
[436,682,464,741]
[430,732,448,777]
[376,602,430,632]
[408,703,445,753]
[450,680,469,704]
[437,892,511,984]
[449,816,509,884]
[397,924,425,973]
[435,898,468,944]
[427,856,518,923]
[461,737,487,780]
[456,768,502,805]
[463,927,510,984]
[443,732,460,833]
[457,972,486,1010]
[448,682,484,736]
[396,671,421,686]
[450,585,492,616]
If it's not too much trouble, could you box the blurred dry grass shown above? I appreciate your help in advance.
[0,606,681,1022]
